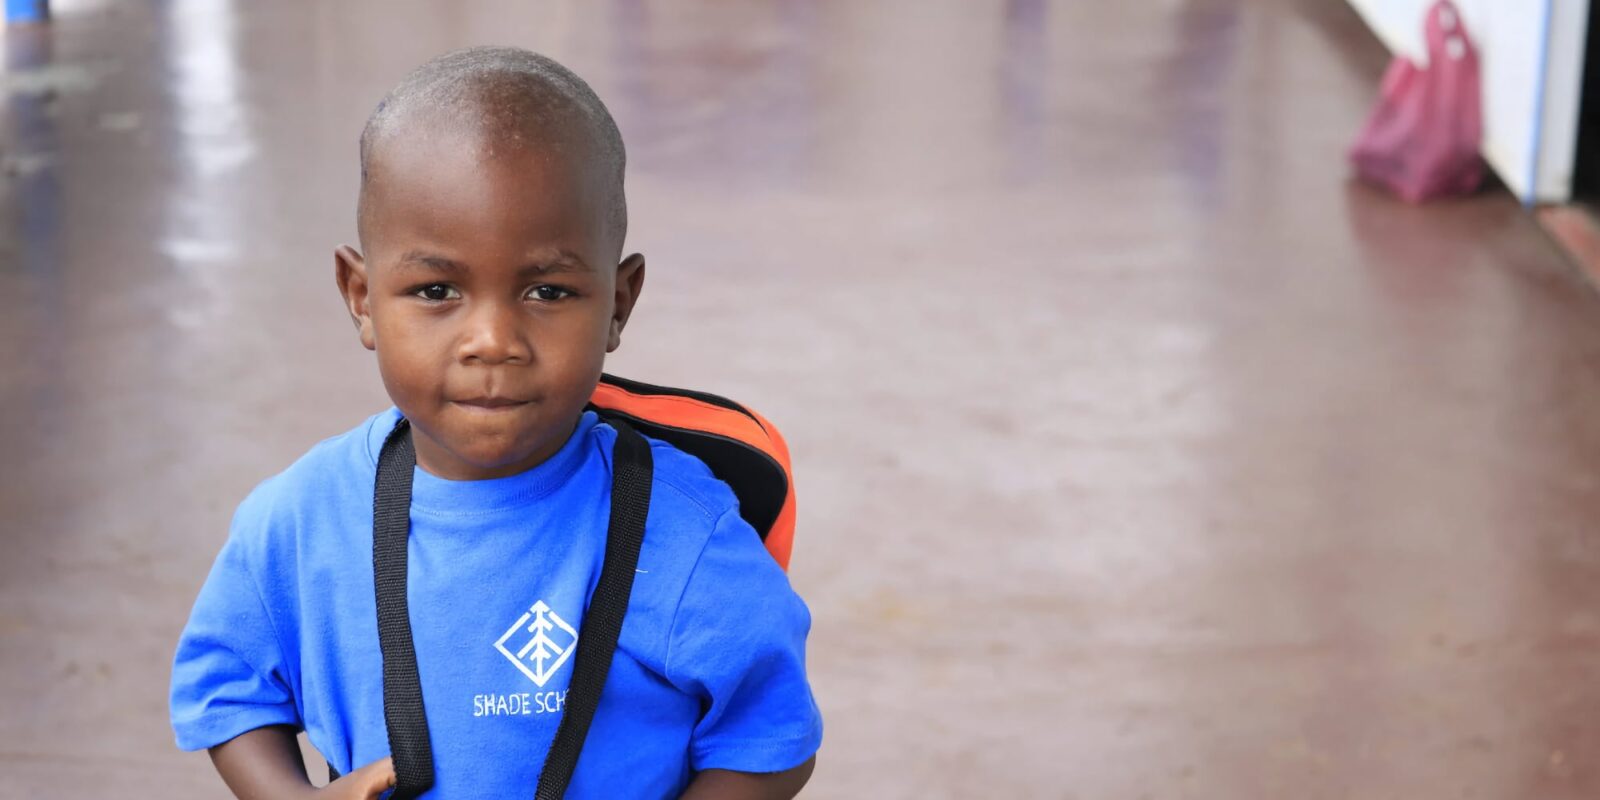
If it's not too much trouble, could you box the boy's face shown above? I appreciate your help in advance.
[336,129,643,481]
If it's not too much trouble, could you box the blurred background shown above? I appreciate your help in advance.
[5,0,1600,797]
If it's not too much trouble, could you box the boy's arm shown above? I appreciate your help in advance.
[665,508,823,797]
[208,725,396,800]
[679,757,816,800]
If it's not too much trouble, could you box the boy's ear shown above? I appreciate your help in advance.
[334,245,377,351]
[607,253,646,353]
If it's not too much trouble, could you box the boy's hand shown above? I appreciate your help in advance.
[318,757,396,800]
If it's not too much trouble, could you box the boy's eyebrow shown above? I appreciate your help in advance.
[518,251,593,276]
[395,250,594,276]
[396,252,466,273]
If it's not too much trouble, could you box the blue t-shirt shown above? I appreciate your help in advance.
[170,409,822,798]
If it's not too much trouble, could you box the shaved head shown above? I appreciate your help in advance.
[357,46,627,252]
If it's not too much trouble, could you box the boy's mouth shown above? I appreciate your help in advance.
[454,396,529,411]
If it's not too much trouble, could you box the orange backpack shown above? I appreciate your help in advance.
[587,373,797,571]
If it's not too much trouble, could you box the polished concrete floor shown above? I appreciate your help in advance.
[4,1,1600,798]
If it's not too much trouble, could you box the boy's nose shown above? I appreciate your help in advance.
[457,302,532,366]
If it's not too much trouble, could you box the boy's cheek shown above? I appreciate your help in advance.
[374,351,442,418]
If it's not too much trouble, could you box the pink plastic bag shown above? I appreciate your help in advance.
[1349,0,1484,203]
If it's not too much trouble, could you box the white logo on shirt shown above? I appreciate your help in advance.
[493,600,579,688]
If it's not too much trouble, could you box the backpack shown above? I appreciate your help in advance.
[586,374,796,571]
[361,373,797,799]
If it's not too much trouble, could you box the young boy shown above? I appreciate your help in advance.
[169,47,822,799]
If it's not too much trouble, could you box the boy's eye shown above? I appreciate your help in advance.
[414,284,458,302]
[529,285,574,302]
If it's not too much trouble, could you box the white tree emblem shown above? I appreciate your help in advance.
[494,600,579,687]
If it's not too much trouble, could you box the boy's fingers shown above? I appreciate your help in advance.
[363,756,396,790]
[338,756,395,798]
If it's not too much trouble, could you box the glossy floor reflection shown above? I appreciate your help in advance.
[4,1,1600,797]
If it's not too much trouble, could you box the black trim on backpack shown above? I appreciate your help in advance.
[370,416,653,799]
[598,372,761,423]
[586,407,786,539]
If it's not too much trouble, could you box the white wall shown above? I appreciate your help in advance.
[1345,0,1590,204]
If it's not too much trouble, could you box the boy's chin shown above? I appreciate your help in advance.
[404,399,587,478]
[458,420,582,469]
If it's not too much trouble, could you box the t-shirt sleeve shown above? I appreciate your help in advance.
[665,507,823,774]
[169,504,301,751]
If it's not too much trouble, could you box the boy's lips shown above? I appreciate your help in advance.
[454,396,529,411]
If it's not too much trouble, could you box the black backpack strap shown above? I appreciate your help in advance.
[536,418,652,799]
[373,419,435,799]
[371,415,652,800]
